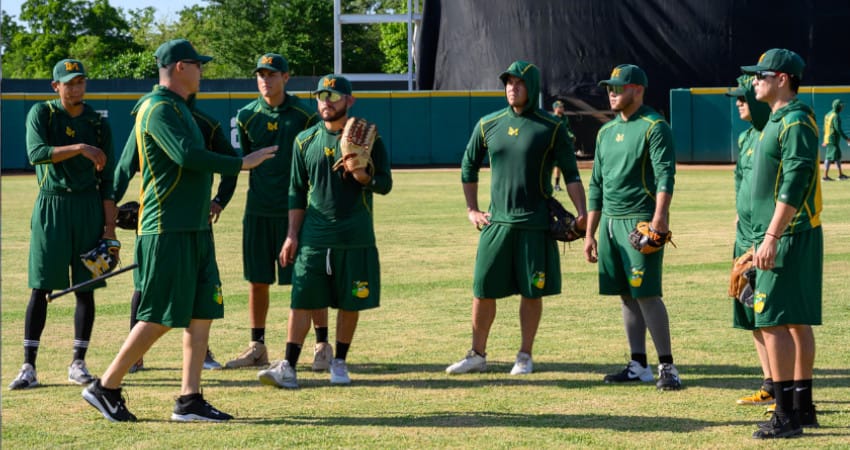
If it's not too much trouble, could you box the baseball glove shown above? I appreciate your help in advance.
[80,239,121,278]
[728,248,756,306]
[115,201,139,230]
[547,197,583,242]
[628,221,674,254]
[333,117,376,178]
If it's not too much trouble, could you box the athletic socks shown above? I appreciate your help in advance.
[631,353,648,368]
[794,379,813,411]
[74,291,95,361]
[252,328,265,344]
[285,342,302,369]
[659,354,674,365]
[762,378,775,397]
[336,342,351,361]
[315,326,329,344]
[24,289,49,367]
[775,380,795,417]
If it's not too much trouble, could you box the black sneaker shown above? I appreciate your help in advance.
[171,393,233,422]
[798,404,819,428]
[603,360,654,383]
[82,379,137,422]
[656,363,682,391]
[753,412,802,439]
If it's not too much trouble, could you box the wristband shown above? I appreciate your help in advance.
[765,232,780,240]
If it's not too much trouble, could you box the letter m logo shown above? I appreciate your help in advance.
[323,78,336,89]
[261,56,274,65]
[65,61,80,71]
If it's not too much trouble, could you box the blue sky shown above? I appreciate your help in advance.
[3,0,202,21]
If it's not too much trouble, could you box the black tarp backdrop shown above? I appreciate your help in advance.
[417,0,850,157]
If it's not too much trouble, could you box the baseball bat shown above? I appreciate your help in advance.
[47,263,138,302]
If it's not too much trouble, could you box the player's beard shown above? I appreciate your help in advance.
[322,104,348,122]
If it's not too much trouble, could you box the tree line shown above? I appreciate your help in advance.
[1,0,414,79]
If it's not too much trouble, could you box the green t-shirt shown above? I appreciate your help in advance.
[734,127,758,247]
[132,86,242,235]
[588,104,676,218]
[237,94,317,217]
[26,99,115,199]
[289,122,393,248]
[751,98,821,237]
[461,106,580,228]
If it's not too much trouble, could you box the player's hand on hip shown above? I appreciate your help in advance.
[754,235,778,270]
[279,237,297,268]
[584,237,598,263]
[79,144,106,171]
[209,201,223,224]
[242,145,278,169]
[467,209,490,230]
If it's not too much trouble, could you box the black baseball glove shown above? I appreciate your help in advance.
[80,239,121,278]
[115,201,139,230]
[547,197,583,242]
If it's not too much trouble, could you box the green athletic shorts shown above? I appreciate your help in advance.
[135,231,224,328]
[243,214,291,285]
[291,245,380,311]
[28,191,105,291]
[753,227,823,328]
[597,216,664,298]
[825,143,841,162]
[472,223,561,299]
[732,239,756,330]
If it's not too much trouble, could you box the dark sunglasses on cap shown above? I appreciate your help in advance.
[315,91,343,102]
[606,84,638,95]
[754,71,779,80]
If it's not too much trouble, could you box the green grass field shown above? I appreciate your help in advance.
[3,168,850,448]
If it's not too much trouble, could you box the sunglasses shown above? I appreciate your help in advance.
[316,91,343,102]
[754,71,778,80]
[606,84,637,94]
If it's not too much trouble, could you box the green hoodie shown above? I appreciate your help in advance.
[822,98,848,146]
[751,98,821,237]
[461,60,580,227]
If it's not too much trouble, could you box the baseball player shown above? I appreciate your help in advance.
[550,99,576,191]
[742,48,822,438]
[82,39,275,422]
[257,74,393,388]
[725,74,776,407]
[821,98,849,181]
[583,64,681,391]
[225,53,331,371]
[113,93,240,373]
[10,59,116,391]
[446,60,587,376]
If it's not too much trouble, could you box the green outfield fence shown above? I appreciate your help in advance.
[3,86,849,170]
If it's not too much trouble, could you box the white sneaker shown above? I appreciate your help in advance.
[68,359,95,385]
[312,342,333,372]
[9,363,39,390]
[510,352,533,375]
[257,360,298,389]
[330,358,351,385]
[603,360,654,383]
[445,349,487,374]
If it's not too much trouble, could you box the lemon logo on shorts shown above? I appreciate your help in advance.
[532,271,545,289]
[629,267,644,287]
[351,281,369,299]
[753,292,766,313]
[213,285,223,305]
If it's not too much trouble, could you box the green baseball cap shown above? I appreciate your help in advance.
[552,100,565,109]
[154,39,212,68]
[741,48,805,79]
[53,59,86,83]
[315,74,352,96]
[498,60,537,84]
[254,53,289,74]
[598,64,648,87]
[725,74,754,97]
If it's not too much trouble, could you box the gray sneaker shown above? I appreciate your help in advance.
[312,342,333,371]
[446,349,487,374]
[330,358,351,385]
[258,360,298,389]
[68,360,95,385]
[9,363,39,390]
[203,349,223,370]
[510,351,533,375]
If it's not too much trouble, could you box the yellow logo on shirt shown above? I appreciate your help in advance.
[532,271,546,289]
[66,126,75,138]
[267,121,278,131]
[616,133,624,142]
[351,281,369,299]
[324,147,335,157]
[629,267,644,287]
[508,127,519,136]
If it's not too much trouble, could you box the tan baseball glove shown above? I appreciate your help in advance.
[333,117,376,183]
[728,247,755,305]
[628,221,674,254]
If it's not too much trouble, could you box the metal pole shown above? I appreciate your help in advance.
[407,0,414,90]
[334,0,342,74]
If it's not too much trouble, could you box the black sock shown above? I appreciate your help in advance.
[762,378,775,396]
[130,290,141,331]
[554,176,560,185]
[24,289,50,368]
[285,342,302,369]
[178,393,202,404]
[73,291,95,361]
[631,353,648,368]
[315,326,329,344]
[775,380,795,417]
[335,342,351,361]
[252,328,265,344]
[658,354,673,365]
[793,379,813,411]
